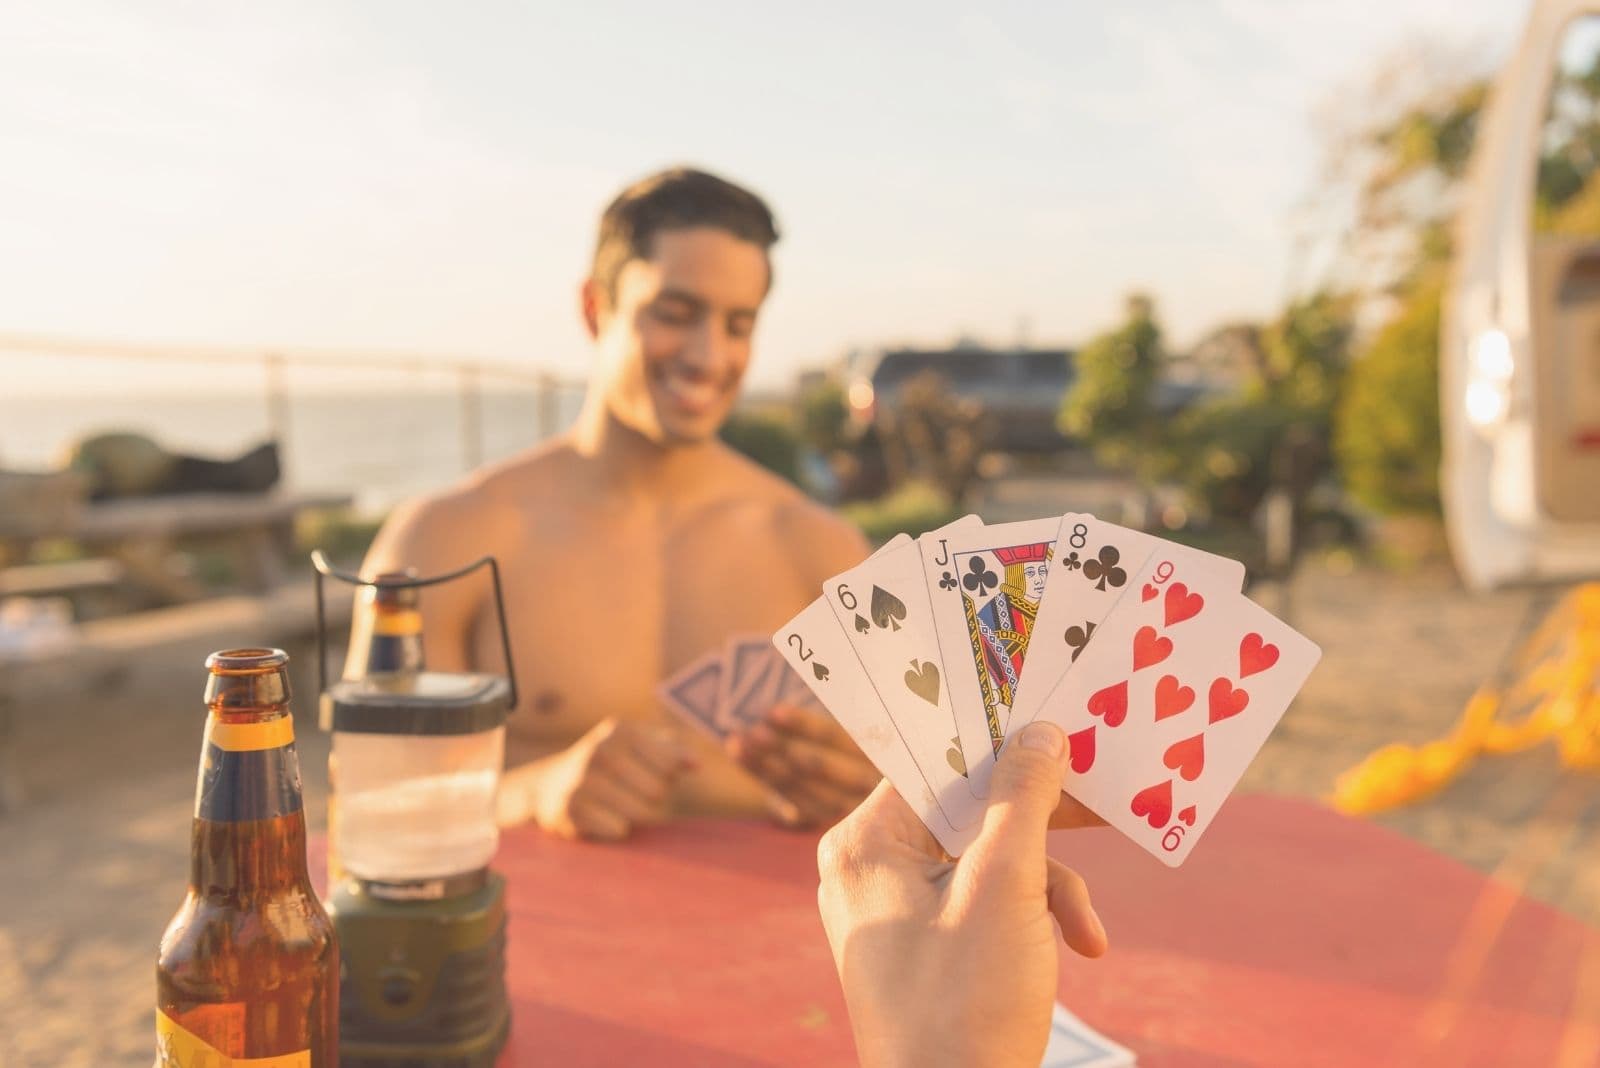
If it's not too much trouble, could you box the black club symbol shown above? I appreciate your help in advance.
[1081,546,1126,592]
[962,557,998,596]
[939,570,958,591]
[1060,551,1082,572]
[1064,621,1097,662]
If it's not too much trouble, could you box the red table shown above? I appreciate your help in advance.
[323,795,1600,1066]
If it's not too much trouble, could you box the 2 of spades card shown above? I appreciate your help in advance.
[823,525,985,837]
[1029,551,1320,866]
[919,516,1059,799]
[771,595,977,856]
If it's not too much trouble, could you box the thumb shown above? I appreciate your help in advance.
[963,723,1071,887]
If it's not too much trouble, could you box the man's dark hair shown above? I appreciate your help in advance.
[591,166,780,304]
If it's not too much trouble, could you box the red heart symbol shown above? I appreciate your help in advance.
[1131,626,1172,671]
[1141,583,1158,603]
[1130,779,1173,828]
[1086,682,1128,728]
[1209,677,1250,723]
[1178,805,1197,827]
[1164,582,1204,627]
[1163,733,1205,781]
[1154,674,1195,721]
[1239,632,1280,678]
[1067,726,1097,774]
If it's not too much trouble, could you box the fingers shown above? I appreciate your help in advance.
[768,703,853,748]
[582,772,668,829]
[774,734,882,793]
[775,775,864,829]
[964,723,1071,889]
[567,798,631,841]
[622,721,698,777]
[1045,857,1107,958]
[596,743,674,808]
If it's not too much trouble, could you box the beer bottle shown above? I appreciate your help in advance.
[344,571,424,678]
[156,648,338,1067]
[329,571,425,881]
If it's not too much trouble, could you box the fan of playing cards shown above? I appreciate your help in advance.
[762,511,1323,866]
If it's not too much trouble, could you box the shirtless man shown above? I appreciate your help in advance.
[356,167,878,840]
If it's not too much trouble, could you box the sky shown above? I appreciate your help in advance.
[0,0,1530,395]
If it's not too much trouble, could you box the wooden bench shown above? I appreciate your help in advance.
[0,491,352,606]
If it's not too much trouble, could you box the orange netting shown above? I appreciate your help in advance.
[1331,583,1600,816]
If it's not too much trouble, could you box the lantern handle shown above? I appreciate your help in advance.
[310,550,519,716]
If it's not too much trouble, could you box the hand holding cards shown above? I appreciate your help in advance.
[774,511,1321,865]
[657,631,877,828]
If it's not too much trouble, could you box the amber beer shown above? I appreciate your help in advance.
[156,648,338,1067]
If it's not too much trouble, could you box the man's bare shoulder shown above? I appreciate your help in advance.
[369,438,579,568]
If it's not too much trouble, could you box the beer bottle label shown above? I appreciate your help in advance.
[195,714,304,822]
[156,1008,310,1067]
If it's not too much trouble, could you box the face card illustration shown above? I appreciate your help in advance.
[716,636,783,731]
[656,651,727,740]
[1029,552,1320,866]
[1011,513,1248,738]
[920,516,1058,799]
[824,517,985,836]
[772,596,978,856]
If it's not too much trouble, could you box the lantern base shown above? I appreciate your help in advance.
[327,870,510,1067]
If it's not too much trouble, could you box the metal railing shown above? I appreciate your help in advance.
[0,332,586,476]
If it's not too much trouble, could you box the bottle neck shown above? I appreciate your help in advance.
[348,600,426,676]
[190,807,311,896]
[190,707,312,896]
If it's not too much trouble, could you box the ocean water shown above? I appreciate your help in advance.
[0,386,587,513]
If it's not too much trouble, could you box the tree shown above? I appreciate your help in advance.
[1315,59,1490,517]
[877,370,988,507]
[1171,292,1354,523]
[1058,293,1173,488]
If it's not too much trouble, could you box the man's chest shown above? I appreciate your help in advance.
[475,505,822,725]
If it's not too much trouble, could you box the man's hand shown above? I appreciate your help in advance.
[729,704,881,829]
[499,718,696,842]
[816,722,1108,1068]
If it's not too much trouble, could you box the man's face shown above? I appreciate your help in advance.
[1023,562,1049,603]
[587,227,769,445]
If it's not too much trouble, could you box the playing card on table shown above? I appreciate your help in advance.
[1040,1002,1136,1067]
[824,517,986,840]
[1029,551,1320,866]
[657,650,726,740]
[1011,514,1247,739]
[772,591,978,856]
[717,635,784,731]
[919,516,1059,799]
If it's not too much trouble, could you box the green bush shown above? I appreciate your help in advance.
[721,411,801,484]
[841,481,962,547]
[1334,277,1442,515]
[799,380,850,455]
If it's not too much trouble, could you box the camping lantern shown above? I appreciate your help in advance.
[311,552,517,1067]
